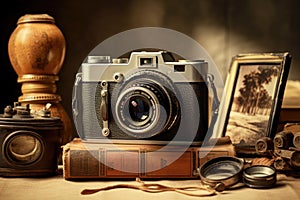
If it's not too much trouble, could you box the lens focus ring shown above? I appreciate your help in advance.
[111,70,180,139]
[115,86,165,138]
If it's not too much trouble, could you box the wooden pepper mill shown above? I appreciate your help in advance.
[8,14,73,147]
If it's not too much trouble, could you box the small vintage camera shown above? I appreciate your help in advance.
[0,102,63,176]
[73,51,209,145]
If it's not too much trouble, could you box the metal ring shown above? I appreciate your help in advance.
[243,165,277,188]
[199,156,244,189]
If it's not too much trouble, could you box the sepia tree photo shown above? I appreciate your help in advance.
[225,64,280,145]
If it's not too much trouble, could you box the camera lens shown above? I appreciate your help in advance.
[128,96,150,122]
[115,85,162,137]
[9,135,42,161]
[4,131,44,166]
[113,72,179,139]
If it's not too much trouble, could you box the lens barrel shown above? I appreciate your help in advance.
[112,70,179,139]
[115,81,176,138]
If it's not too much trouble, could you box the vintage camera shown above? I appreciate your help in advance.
[73,51,208,145]
[0,102,63,177]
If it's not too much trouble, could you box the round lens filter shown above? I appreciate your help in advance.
[199,156,244,189]
[243,165,277,188]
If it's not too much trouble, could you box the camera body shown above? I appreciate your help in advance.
[73,51,208,145]
[0,102,63,177]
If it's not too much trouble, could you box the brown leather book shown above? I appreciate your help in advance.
[62,137,235,179]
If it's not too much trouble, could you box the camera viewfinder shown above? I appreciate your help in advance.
[139,57,156,68]
[174,65,185,72]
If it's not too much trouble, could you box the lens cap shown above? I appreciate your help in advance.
[243,165,277,188]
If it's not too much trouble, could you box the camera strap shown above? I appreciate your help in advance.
[205,73,220,139]
[81,178,218,197]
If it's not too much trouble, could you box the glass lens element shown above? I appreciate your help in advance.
[128,96,150,122]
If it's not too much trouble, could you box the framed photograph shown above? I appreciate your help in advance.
[213,53,291,148]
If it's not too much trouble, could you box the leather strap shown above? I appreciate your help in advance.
[81,178,217,197]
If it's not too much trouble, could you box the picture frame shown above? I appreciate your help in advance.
[213,52,292,149]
